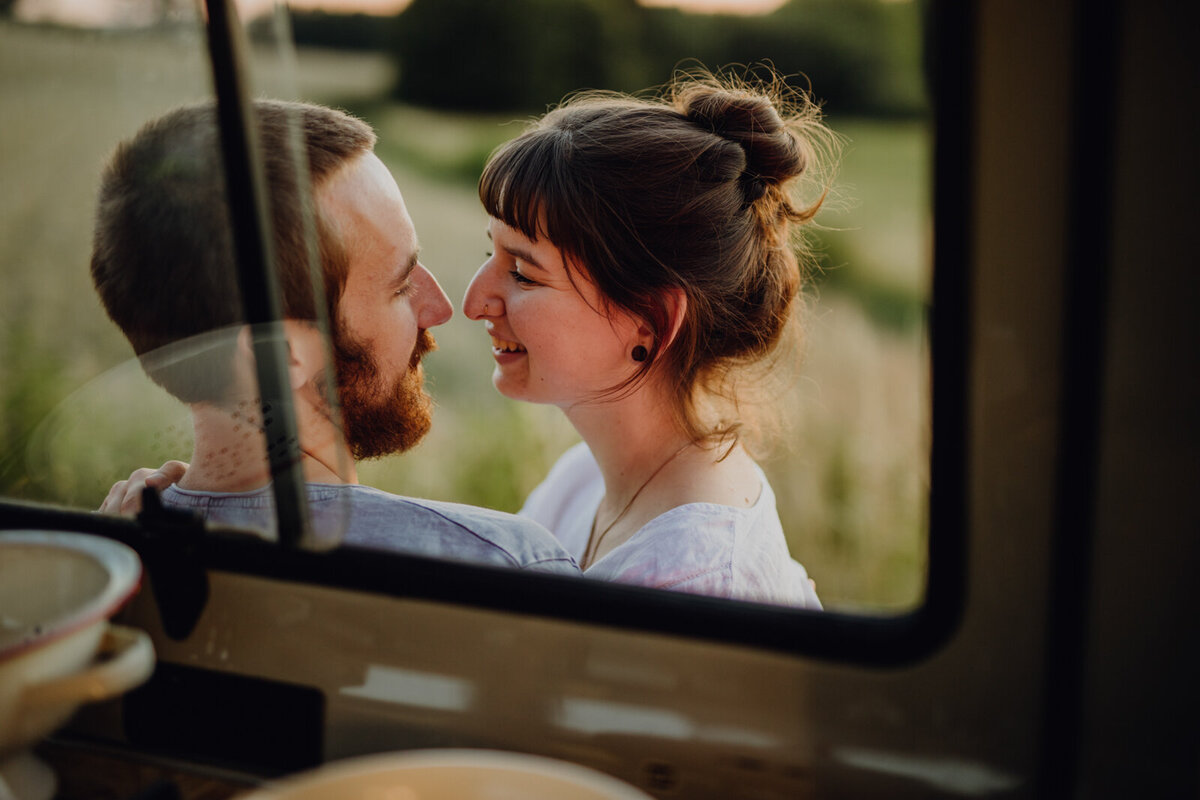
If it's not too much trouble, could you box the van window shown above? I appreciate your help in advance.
[1,0,952,653]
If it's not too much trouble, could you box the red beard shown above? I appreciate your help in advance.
[328,326,436,460]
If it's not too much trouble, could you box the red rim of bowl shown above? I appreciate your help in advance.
[0,531,143,663]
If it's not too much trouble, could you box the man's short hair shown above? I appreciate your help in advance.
[90,99,375,402]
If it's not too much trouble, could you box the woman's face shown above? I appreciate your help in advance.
[462,217,643,408]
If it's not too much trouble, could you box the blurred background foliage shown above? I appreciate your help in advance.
[267,0,927,118]
[2,0,929,612]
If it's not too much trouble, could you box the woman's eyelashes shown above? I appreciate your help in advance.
[510,268,538,286]
[487,245,540,286]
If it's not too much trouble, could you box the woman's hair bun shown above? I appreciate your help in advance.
[680,84,807,186]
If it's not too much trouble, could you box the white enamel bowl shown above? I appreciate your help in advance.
[0,531,154,799]
[238,750,656,800]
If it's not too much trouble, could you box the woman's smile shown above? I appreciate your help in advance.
[490,335,526,354]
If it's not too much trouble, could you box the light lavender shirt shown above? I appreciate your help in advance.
[520,442,822,608]
[161,483,580,576]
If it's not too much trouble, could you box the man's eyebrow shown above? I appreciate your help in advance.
[392,248,419,288]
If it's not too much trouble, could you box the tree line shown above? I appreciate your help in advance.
[278,0,927,118]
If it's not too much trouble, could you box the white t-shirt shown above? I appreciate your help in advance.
[520,442,822,608]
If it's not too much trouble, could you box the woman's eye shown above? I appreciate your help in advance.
[510,270,537,286]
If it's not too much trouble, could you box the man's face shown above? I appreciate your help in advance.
[316,152,453,459]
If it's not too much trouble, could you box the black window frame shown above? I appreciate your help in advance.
[0,0,973,667]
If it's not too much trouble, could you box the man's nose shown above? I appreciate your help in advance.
[415,265,453,328]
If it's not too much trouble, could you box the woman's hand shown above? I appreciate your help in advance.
[99,460,190,516]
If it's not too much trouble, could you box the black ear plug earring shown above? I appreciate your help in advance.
[631,345,648,362]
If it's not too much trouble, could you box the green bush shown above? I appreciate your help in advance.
[0,333,70,500]
[392,0,635,111]
[387,0,927,117]
[252,10,394,52]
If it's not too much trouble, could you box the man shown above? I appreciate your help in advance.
[91,99,578,575]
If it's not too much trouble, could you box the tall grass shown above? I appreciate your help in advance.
[0,21,928,611]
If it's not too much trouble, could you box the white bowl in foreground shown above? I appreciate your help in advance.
[0,530,143,661]
[0,531,154,799]
[238,749,656,800]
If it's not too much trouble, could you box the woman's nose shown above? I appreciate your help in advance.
[462,259,501,320]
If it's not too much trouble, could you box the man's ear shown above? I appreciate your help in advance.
[235,324,255,360]
[281,320,327,392]
[231,323,324,396]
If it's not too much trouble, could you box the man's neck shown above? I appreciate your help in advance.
[178,402,357,493]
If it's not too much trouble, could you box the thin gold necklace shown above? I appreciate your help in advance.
[582,440,694,570]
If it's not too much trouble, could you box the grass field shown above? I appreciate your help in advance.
[0,20,928,611]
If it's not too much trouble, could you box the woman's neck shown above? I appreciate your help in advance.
[564,385,762,568]
[565,389,689,500]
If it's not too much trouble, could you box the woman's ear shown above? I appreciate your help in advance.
[654,287,688,352]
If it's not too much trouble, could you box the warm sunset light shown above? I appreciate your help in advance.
[639,0,786,12]
[259,0,408,13]
[13,0,789,27]
[278,0,788,14]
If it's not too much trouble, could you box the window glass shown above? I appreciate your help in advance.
[1,0,929,614]
[2,2,214,506]
[2,2,357,546]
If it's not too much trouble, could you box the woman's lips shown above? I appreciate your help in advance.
[490,336,526,354]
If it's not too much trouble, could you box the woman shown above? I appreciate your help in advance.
[462,72,835,607]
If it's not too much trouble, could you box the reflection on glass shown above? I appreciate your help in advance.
[342,666,475,713]
[557,698,694,740]
[25,357,195,506]
[1,0,929,613]
[0,8,212,499]
[555,697,786,749]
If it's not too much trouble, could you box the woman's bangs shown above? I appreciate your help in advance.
[479,134,557,242]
